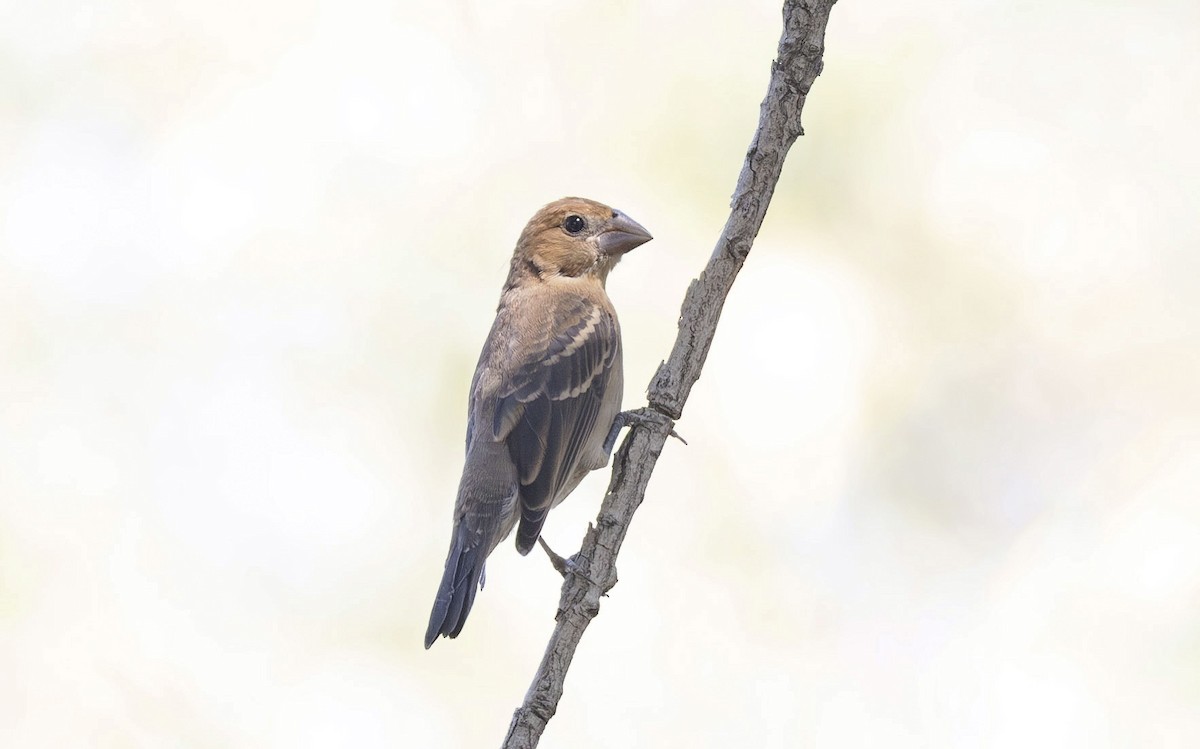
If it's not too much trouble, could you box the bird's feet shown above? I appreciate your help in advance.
[537,536,610,590]
[602,407,688,457]
[537,536,572,578]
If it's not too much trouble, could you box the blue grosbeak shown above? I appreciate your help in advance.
[425,197,652,648]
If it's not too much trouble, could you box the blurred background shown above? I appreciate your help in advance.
[2,0,1198,746]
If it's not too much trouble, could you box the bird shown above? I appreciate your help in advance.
[424,197,652,649]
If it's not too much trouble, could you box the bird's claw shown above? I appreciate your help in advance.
[537,536,571,577]
[603,408,687,456]
[537,537,608,591]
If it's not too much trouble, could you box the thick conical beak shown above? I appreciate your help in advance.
[597,211,653,256]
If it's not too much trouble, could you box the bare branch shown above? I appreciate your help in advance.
[502,2,838,746]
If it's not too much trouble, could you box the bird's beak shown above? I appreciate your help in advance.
[597,211,653,256]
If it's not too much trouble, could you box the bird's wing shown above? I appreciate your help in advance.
[490,296,618,553]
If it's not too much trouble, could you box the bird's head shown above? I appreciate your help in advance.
[510,197,652,284]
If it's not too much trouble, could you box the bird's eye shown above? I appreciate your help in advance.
[563,215,587,235]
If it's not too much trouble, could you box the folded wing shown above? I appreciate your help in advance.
[490,298,618,554]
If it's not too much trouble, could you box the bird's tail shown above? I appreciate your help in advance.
[424,523,487,649]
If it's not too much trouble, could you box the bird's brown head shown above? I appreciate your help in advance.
[509,197,652,285]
